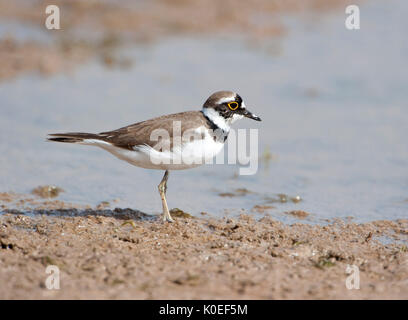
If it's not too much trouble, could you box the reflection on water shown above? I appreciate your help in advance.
[0,0,407,223]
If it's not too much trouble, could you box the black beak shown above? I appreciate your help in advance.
[243,109,261,121]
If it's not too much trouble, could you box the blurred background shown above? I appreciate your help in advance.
[0,0,407,223]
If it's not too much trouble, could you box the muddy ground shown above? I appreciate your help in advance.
[0,0,353,81]
[0,192,407,299]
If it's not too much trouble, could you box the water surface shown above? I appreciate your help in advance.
[1,0,407,223]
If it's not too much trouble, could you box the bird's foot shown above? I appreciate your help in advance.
[162,212,174,223]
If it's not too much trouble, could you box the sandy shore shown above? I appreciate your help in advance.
[0,0,352,81]
[0,192,407,299]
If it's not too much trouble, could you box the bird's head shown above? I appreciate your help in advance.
[202,91,261,131]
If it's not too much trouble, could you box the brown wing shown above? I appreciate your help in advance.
[99,111,209,150]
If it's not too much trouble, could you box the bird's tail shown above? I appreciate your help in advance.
[47,132,104,144]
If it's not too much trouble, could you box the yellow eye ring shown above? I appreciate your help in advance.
[227,101,239,111]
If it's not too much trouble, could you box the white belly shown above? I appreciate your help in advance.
[81,136,225,171]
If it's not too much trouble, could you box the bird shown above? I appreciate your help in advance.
[48,91,261,222]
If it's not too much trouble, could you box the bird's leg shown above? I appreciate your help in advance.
[158,170,174,222]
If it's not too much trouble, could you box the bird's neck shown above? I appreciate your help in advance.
[201,108,231,133]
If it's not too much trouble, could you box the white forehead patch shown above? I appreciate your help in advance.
[217,95,236,104]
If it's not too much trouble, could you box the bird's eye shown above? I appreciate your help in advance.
[227,101,239,111]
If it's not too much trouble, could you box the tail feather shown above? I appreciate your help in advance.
[47,132,104,144]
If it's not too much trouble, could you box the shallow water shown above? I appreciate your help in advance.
[1,0,407,223]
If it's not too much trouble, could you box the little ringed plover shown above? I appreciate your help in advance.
[48,91,261,222]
